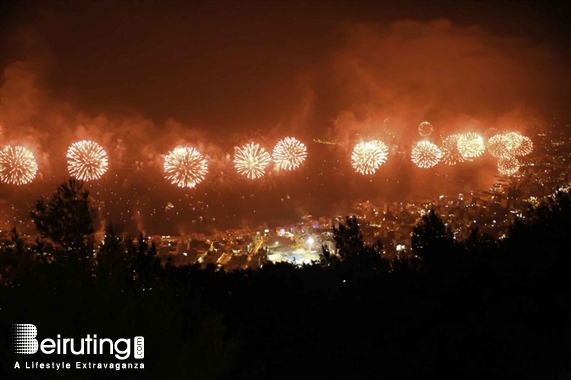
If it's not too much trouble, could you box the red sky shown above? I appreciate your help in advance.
[1,0,570,234]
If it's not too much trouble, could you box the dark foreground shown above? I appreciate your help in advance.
[1,189,571,380]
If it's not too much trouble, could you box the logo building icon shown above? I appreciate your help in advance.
[12,324,38,354]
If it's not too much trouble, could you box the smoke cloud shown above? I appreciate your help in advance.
[1,2,569,233]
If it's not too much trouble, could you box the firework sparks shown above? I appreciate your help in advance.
[234,142,271,179]
[487,132,532,158]
[457,132,485,159]
[512,135,533,156]
[382,118,397,138]
[351,140,389,175]
[164,146,208,188]
[497,157,520,176]
[411,141,442,168]
[272,137,307,171]
[67,140,109,181]
[483,128,500,141]
[440,134,465,165]
[438,126,449,142]
[487,134,512,159]
[418,121,433,137]
[503,131,524,151]
[0,145,38,185]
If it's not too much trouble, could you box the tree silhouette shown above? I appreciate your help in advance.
[330,216,366,260]
[30,178,97,266]
[129,233,161,290]
[502,188,571,275]
[464,226,498,259]
[96,222,131,288]
[411,209,456,266]
[0,227,37,286]
[321,215,386,282]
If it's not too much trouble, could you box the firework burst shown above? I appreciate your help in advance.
[440,134,465,166]
[483,128,500,141]
[418,121,433,137]
[487,132,532,158]
[411,141,442,168]
[351,140,389,175]
[382,118,397,138]
[457,132,485,159]
[438,127,449,142]
[486,134,512,159]
[67,140,109,181]
[512,135,533,156]
[272,137,307,171]
[497,157,520,176]
[234,142,271,179]
[164,146,208,188]
[503,131,524,151]
[0,145,38,185]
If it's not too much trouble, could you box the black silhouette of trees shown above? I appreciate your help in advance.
[129,233,161,289]
[96,222,131,287]
[3,178,570,380]
[502,188,571,275]
[464,226,498,259]
[0,227,37,286]
[411,209,456,266]
[330,216,366,260]
[321,215,386,279]
[30,178,97,265]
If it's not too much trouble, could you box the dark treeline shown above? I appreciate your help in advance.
[1,179,571,379]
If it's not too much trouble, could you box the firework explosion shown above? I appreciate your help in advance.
[457,132,485,159]
[440,134,465,166]
[163,146,208,188]
[438,127,449,142]
[66,140,109,181]
[486,134,512,159]
[497,157,520,176]
[487,132,533,158]
[272,137,307,171]
[418,121,434,137]
[382,118,397,138]
[503,131,524,151]
[234,142,271,179]
[483,128,500,141]
[411,141,442,168]
[0,145,38,185]
[351,140,389,175]
[512,135,533,156]
[2,123,537,187]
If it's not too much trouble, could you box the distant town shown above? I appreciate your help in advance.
[2,121,570,272]
[101,121,571,271]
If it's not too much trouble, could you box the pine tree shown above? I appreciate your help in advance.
[411,209,456,266]
[30,178,97,267]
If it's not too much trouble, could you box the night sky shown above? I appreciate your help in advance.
[1,0,570,235]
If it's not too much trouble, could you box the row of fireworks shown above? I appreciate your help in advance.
[0,129,533,188]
